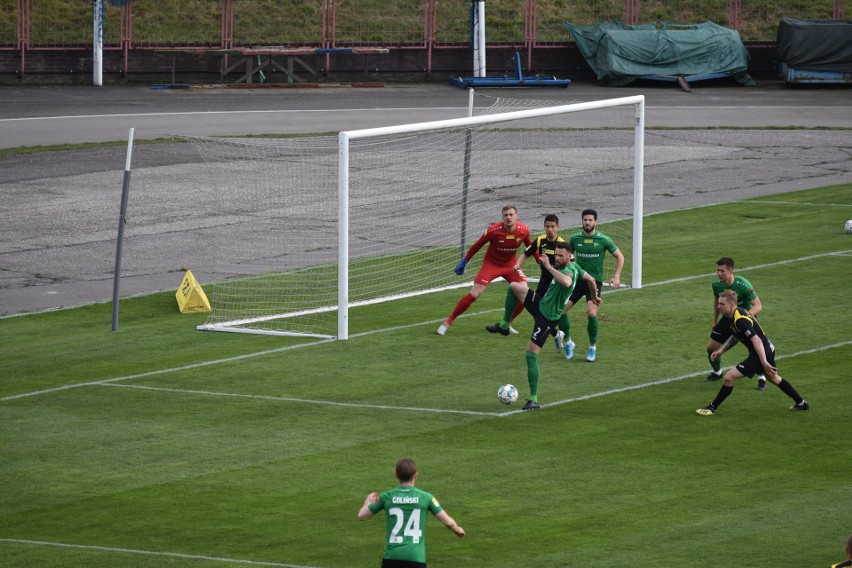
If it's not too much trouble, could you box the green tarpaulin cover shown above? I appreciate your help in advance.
[564,21,755,86]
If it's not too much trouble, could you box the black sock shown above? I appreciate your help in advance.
[710,385,734,409]
[776,379,804,404]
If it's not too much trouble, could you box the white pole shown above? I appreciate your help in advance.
[632,97,645,289]
[337,132,350,340]
[476,0,486,77]
[93,0,103,86]
[471,1,478,77]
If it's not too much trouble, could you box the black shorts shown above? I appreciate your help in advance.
[568,278,601,305]
[735,338,776,378]
[523,289,558,347]
[382,560,427,568]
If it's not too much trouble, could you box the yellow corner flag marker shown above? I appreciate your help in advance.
[176,270,211,313]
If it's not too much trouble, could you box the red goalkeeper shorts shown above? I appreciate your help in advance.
[473,262,527,286]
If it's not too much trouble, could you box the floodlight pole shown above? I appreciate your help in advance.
[112,128,135,331]
[473,0,486,77]
[93,0,103,86]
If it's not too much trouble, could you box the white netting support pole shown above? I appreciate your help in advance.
[111,127,134,331]
[632,96,645,289]
[459,87,475,259]
[338,132,351,340]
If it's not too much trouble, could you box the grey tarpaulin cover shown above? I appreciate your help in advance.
[564,21,755,86]
[776,18,852,72]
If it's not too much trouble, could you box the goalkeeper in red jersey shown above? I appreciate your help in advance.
[437,205,536,335]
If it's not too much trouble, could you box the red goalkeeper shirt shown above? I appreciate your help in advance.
[465,222,534,267]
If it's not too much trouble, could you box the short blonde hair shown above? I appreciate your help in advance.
[718,290,737,303]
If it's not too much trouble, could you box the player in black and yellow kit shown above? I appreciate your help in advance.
[831,534,852,568]
[696,290,809,416]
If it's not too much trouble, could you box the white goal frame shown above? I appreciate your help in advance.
[337,95,645,340]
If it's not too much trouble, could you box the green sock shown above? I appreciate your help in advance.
[500,289,518,329]
[526,351,539,401]
[587,316,599,345]
[708,351,721,373]
[560,313,571,338]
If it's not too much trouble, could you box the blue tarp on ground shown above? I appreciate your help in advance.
[564,21,755,86]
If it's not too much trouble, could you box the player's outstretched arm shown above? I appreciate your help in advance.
[435,510,465,537]
[711,335,739,361]
[357,492,379,520]
[541,256,573,289]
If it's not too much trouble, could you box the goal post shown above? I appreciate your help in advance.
[337,94,644,339]
[195,94,645,340]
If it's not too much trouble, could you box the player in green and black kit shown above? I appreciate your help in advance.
[562,209,624,362]
[706,257,766,390]
[501,214,569,352]
[488,242,601,410]
[358,458,465,568]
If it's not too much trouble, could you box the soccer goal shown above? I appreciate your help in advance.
[193,94,644,339]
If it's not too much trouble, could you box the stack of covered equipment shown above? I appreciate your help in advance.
[564,20,755,86]
[776,17,852,83]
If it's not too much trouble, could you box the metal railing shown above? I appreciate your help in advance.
[1,0,847,76]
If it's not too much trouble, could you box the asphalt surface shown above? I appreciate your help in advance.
[1,78,851,316]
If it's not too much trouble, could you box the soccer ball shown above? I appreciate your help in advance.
[846,220,852,234]
[497,384,519,405]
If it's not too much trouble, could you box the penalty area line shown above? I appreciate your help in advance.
[107,340,851,417]
[104,383,497,417]
[500,339,852,415]
[0,538,323,568]
[643,249,852,288]
[0,307,502,403]
[2,251,848,404]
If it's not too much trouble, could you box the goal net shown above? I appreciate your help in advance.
[192,94,644,339]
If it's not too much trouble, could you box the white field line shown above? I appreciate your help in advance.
[500,340,852,415]
[105,383,496,417]
[68,340,852,417]
[0,538,322,568]
[2,251,849,405]
[751,200,852,207]
[642,250,852,287]
[2,200,847,322]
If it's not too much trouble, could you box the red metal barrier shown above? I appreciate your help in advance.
[1,0,847,78]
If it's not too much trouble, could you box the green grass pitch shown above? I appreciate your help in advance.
[1,185,851,567]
